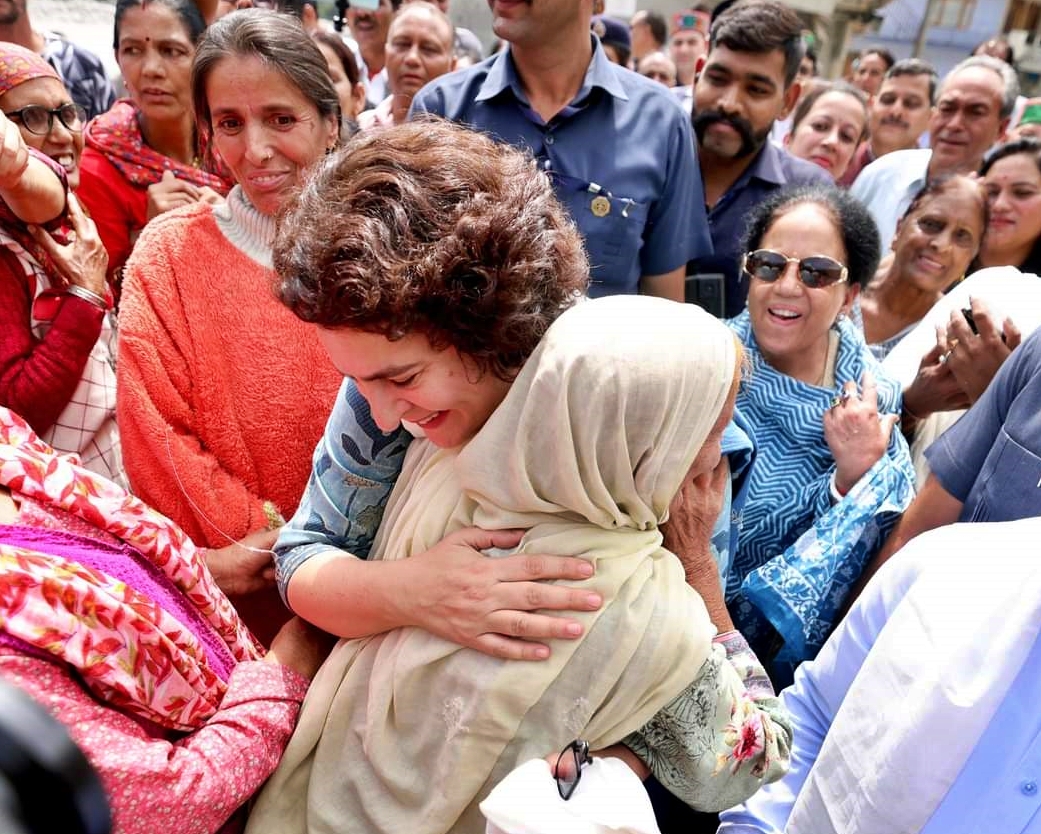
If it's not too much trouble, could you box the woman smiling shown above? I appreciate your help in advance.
[726,184,915,680]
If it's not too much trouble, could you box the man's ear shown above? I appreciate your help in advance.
[780,80,801,119]
[996,115,1011,145]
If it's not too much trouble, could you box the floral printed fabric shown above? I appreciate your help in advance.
[0,407,261,731]
[84,99,233,192]
[622,631,792,812]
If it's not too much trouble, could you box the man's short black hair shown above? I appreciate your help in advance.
[710,0,805,88]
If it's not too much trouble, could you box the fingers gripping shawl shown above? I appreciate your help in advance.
[246,296,736,834]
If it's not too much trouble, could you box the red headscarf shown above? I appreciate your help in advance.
[0,41,59,95]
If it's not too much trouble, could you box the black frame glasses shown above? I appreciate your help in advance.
[742,248,849,290]
[555,739,592,801]
[5,103,88,136]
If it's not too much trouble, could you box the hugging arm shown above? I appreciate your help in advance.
[277,378,602,660]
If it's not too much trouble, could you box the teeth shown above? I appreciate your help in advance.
[417,412,440,425]
[771,309,799,319]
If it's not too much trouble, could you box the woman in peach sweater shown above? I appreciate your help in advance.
[116,12,342,643]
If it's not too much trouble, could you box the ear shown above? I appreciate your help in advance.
[997,115,1011,144]
[351,81,367,117]
[323,112,339,150]
[780,80,801,119]
[449,54,458,72]
[840,282,860,317]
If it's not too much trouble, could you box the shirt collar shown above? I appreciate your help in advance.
[745,141,788,186]
[475,36,629,105]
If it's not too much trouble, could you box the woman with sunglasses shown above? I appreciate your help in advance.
[0,42,125,486]
[77,0,234,286]
[726,184,915,682]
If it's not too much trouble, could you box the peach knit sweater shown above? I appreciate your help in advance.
[117,188,340,553]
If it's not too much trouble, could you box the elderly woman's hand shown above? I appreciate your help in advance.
[902,328,971,422]
[943,298,1022,404]
[824,370,900,496]
[28,194,108,298]
[662,459,733,631]
[206,527,278,596]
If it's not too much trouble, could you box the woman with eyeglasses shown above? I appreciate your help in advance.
[725,184,915,683]
[76,0,234,287]
[0,42,125,486]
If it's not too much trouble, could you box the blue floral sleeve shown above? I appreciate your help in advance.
[273,378,410,606]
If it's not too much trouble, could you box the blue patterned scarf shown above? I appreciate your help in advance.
[726,312,916,671]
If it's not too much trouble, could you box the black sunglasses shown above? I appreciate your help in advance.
[742,248,849,289]
[555,739,592,801]
[5,103,87,136]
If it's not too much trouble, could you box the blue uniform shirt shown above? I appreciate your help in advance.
[688,141,830,319]
[411,39,711,297]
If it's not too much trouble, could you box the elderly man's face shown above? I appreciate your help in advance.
[386,7,455,97]
[929,66,1007,174]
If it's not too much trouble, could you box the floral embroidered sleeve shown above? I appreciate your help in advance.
[0,650,308,834]
[621,630,792,812]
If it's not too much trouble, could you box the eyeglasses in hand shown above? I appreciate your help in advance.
[5,103,88,136]
[555,739,592,801]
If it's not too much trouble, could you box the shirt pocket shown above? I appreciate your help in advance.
[554,175,649,295]
[968,428,1041,523]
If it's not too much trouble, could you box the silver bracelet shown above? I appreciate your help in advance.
[65,284,108,310]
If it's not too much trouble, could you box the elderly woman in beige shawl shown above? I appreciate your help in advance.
[246,294,789,834]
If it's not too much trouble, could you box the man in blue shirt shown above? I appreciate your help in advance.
[410,0,710,301]
[686,0,830,318]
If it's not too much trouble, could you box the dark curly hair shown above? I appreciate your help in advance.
[741,184,881,289]
[275,119,589,381]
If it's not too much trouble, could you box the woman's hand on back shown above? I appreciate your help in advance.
[824,369,900,495]
[404,528,602,661]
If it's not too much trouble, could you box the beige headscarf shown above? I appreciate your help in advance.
[246,296,738,834]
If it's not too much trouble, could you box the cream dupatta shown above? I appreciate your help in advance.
[246,296,737,834]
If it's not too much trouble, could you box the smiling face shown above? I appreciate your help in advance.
[892,181,983,293]
[0,77,83,189]
[786,91,866,180]
[317,328,512,449]
[694,45,797,162]
[746,202,855,383]
[929,66,1007,174]
[206,55,337,216]
[386,5,456,99]
[983,152,1041,261]
[116,3,196,124]
[870,73,932,153]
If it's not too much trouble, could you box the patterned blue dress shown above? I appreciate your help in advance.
[726,312,916,674]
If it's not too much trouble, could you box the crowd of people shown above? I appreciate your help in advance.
[1,0,1041,833]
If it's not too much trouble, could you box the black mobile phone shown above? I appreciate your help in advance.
[961,307,979,335]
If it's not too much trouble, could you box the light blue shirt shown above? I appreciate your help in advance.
[719,533,1041,833]
[850,147,931,255]
[410,39,711,297]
